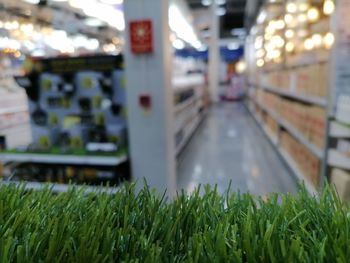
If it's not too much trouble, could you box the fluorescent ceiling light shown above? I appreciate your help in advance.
[169,4,202,49]
[173,39,185,50]
[201,0,211,6]
[22,0,40,4]
[216,7,226,16]
[216,0,226,5]
[85,18,105,27]
[99,0,123,4]
[86,38,99,50]
[257,11,267,24]
[201,0,226,5]
[197,45,208,51]
[227,42,240,50]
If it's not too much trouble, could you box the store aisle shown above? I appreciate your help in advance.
[177,102,298,196]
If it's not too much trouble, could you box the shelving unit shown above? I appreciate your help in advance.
[0,181,120,194]
[244,0,336,192]
[253,97,323,159]
[247,104,318,195]
[0,153,127,166]
[173,73,207,156]
[328,150,350,171]
[329,122,350,138]
[260,85,328,108]
[0,55,130,189]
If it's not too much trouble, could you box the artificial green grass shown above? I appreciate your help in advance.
[0,183,349,262]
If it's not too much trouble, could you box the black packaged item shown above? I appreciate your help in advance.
[59,74,76,96]
[60,132,71,149]
[14,74,40,101]
[80,114,94,126]
[32,108,48,126]
[0,136,6,150]
[111,103,122,116]
[88,126,107,143]
[79,97,92,112]
[99,72,113,97]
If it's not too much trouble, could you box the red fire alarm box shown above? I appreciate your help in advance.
[139,94,152,110]
[130,20,153,54]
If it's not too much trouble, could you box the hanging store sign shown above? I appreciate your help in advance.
[129,20,153,54]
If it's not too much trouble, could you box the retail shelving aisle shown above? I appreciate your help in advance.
[177,102,298,196]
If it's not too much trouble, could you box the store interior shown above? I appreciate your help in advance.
[0,0,349,201]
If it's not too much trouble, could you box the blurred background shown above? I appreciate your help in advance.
[0,0,349,201]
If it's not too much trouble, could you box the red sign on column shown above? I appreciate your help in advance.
[130,20,153,54]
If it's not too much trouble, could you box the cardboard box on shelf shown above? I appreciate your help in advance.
[331,168,350,202]
[281,130,321,188]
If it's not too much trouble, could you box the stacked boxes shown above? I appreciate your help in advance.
[17,55,127,153]
[259,89,326,149]
[262,63,329,98]
[281,131,321,187]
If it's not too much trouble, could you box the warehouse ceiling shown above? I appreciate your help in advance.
[187,0,264,39]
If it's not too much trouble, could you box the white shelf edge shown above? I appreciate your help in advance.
[328,150,350,170]
[247,106,318,195]
[172,75,205,90]
[0,106,28,115]
[262,85,327,107]
[0,153,128,166]
[0,181,120,194]
[255,99,324,159]
[176,111,206,155]
[249,108,278,146]
[174,96,196,114]
[330,121,350,138]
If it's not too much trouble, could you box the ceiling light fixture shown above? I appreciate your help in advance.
[216,0,226,5]
[286,3,297,13]
[216,7,226,16]
[228,42,240,50]
[99,0,123,4]
[173,39,185,50]
[307,7,320,22]
[323,0,335,15]
[84,18,105,27]
[201,0,211,6]
[22,0,40,4]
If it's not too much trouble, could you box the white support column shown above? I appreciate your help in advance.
[124,0,176,196]
[208,1,220,103]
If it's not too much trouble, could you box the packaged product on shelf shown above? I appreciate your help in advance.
[331,168,350,202]
[337,139,350,158]
[281,131,321,188]
[309,106,326,149]
[319,62,329,98]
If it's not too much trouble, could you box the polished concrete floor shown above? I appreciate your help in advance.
[177,102,298,196]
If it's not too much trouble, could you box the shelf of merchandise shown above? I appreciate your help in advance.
[175,96,196,114]
[261,85,328,108]
[172,74,204,90]
[175,110,206,156]
[0,181,120,194]
[247,104,318,195]
[173,74,206,156]
[254,99,324,159]
[278,148,318,195]
[0,153,128,166]
[329,121,350,138]
[328,150,350,171]
[249,107,278,145]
